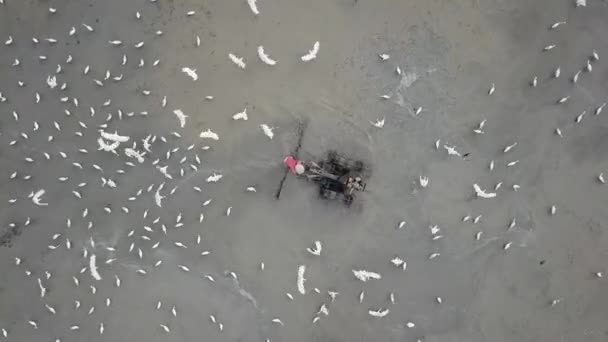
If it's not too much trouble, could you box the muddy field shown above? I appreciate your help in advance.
[1,0,607,341]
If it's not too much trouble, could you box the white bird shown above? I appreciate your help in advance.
[368,308,389,317]
[550,298,562,307]
[257,46,277,65]
[125,148,145,163]
[503,142,518,153]
[352,269,382,282]
[108,40,122,46]
[473,183,496,198]
[531,76,538,87]
[38,278,47,298]
[594,103,606,115]
[550,21,566,29]
[100,130,130,143]
[226,207,232,216]
[301,41,320,62]
[443,144,461,157]
[297,265,307,294]
[206,173,223,183]
[488,83,495,95]
[508,218,517,230]
[160,324,170,333]
[232,108,248,120]
[598,173,605,184]
[554,67,561,78]
[272,318,284,326]
[379,53,390,61]
[47,75,57,89]
[30,189,48,206]
[544,44,556,51]
[389,293,396,304]
[371,117,385,128]
[246,186,257,192]
[178,265,190,272]
[200,129,220,140]
[174,242,187,249]
[154,189,165,208]
[99,323,104,335]
[260,124,274,139]
[474,119,487,134]
[405,322,416,328]
[576,111,586,123]
[397,221,406,229]
[89,254,102,280]
[228,53,246,69]
[181,67,198,81]
[503,241,513,250]
[101,178,117,188]
[247,0,260,14]
[550,205,557,215]
[391,256,407,270]
[573,70,581,83]
[557,96,569,104]
[430,225,440,235]
[173,109,188,128]
[419,176,429,188]
[576,0,586,7]
[306,241,322,256]
[555,127,563,137]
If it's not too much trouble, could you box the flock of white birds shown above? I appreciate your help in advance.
[0,0,605,341]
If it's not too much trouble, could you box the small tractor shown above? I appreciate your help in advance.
[284,151,367,206]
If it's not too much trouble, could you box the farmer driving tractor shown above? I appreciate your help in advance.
[283,155,305,175]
